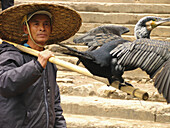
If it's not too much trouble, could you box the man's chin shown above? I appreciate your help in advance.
[36,39,48,44]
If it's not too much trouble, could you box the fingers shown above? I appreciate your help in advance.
[37,50,54,68]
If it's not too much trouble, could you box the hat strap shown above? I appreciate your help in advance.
[24,15,45,48]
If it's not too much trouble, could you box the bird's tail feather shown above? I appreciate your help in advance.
[57,43,94,60]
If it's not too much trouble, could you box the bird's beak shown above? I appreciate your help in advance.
[154,18,170,26]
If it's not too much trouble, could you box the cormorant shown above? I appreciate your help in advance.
[57,16,170,102]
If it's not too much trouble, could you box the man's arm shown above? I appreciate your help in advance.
[0,51,43,98]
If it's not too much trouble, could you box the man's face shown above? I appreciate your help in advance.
[24,14,52,45]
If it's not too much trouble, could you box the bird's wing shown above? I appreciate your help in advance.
[154,59,170,103]
[110,38,170,77]
[75,32,123,51]
[73,25,129,50]
[110,38,170,103]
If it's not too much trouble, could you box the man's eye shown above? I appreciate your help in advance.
[34,23,39,25]
[44,23,50,26]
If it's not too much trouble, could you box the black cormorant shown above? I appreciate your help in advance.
[57,16,170,102]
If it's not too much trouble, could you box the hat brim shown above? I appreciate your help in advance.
[0,3,82,45]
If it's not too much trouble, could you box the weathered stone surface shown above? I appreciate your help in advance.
[80,12,170,24]
[48,2,170,14]
[61,95,170,123]
[59,83,97,96]
[64,114,170,128]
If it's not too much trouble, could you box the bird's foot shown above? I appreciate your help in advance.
[118,82,133,90]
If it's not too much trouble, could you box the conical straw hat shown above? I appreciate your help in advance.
[0,3,82,44]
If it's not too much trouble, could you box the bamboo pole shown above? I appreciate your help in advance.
[0,39,149,100]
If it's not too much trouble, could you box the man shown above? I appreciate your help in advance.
[0,3,82,128]
[1,0,14,10]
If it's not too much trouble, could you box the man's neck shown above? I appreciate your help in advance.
[27,40,44,51]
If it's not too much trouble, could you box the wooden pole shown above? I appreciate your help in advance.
[0,39,149,100]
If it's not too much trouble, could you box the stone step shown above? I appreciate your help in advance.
[64,113,170,128]
[17,0,170,4]
[80,12,170,24]
[57,2,170,14]
[61,95,170,123]
[79,23,170,37]
[15,1,170,13]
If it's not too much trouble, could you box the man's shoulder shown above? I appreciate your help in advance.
[0,42,22,55]
[0,42,25,64]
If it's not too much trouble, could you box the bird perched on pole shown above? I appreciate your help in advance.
[57,16,170,102]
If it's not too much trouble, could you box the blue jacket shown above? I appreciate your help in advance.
[0,42,66,128]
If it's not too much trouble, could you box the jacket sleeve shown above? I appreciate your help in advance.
[54,83,67,128]
[0,51,44,98]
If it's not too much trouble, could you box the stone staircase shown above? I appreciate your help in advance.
[2,0,170,127]
[62,95,170,127]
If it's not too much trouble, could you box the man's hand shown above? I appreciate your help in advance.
[37,50,54,68]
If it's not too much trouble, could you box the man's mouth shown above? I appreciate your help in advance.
[37,34,47,37]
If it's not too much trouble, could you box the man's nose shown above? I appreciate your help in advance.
[39,24,45,31]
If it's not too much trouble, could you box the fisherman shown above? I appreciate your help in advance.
[0,3,81,128]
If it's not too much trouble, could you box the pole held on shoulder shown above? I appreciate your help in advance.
[0,39,149,100]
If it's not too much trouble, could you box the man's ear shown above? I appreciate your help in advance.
[23,25,28,34]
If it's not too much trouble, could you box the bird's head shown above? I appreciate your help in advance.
[134,16,170,39]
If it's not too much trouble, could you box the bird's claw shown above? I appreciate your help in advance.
[118,82,133,90]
